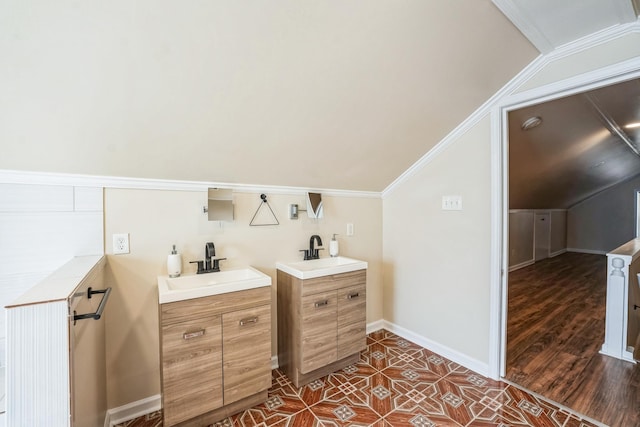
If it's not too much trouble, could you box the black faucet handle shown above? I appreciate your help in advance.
[189,260,205,274]
[211,257,227,271]
[300,249,311,260]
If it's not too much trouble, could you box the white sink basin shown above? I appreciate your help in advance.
[158,267,271,304]
[276,256,367,280]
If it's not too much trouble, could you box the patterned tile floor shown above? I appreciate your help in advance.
[117,330,603,427]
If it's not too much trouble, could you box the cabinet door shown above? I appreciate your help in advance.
[222,304,272,405]
[300,290,337,373]
[337,283,367,360]
[162,315,223,426]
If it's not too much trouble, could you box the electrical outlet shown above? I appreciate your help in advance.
[113,233,130,254]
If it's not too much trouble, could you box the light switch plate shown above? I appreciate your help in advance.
[346,223,354,236]
[442,195,462,211]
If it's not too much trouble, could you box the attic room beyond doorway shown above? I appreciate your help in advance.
[501,74,640,425]
[508,76,640,211]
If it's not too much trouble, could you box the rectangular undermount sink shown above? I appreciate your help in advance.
[158,267,271,304]
[276,256,367,280]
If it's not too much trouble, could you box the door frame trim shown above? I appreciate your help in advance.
[489,56,640,379]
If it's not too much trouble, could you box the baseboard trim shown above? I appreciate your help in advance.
[566,248,608,255]
[380,320,490,377]
[104,394,161,427]
[104,319,484,424]
[508,259,535,272]
[549,249,567,258]
[366,319,385,335]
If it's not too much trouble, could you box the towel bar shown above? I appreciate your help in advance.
[73,287,112,324]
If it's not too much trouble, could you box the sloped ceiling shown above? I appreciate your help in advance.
[509,78,640,209]
[0,0,537,191]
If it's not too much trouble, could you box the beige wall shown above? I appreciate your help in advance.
[382,31,640,370]
[104,188,382,407]
[516,32,640,93]
[0,0,536,192]
[383,116,492,364]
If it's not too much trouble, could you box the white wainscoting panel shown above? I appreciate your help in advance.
[7,301,70,426]
[0,184,74,212]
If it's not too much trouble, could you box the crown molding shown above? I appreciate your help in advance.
[491,0,555,54]
[0,170,381,199]
[492,0,638,54]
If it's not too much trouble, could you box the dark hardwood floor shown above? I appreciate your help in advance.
[505,252,640,427]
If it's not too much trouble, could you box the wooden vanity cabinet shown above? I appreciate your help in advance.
[160,286,271,427]
[222,304,272,404]
[277,269,366,387]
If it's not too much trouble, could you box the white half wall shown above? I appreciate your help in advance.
[0,183,104,368]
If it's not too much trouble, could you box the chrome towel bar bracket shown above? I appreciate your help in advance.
[73,287,112,325]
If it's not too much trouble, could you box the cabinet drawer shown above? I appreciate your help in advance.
[223,304,272,405]
[337,284,366,328]
[162,315,223,425]
[301,270,366,296]
[162,314,222,366]
[300,291,337,373]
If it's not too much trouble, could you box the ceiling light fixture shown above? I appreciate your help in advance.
[521,116,543,131]
[625,122,640,129]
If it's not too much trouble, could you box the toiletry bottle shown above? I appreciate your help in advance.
[167,245,182,277]
[330,234,339,257]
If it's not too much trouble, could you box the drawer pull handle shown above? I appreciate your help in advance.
[183,329,205,340]
[347,292,360,299]
[239,316,259,326]
[314,300,329,308]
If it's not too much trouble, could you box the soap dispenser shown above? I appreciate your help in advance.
[329,234,339,257]
[167,244,182,278]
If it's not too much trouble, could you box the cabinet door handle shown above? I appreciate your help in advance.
[183,329,205,340]
[239,316,259,326]
[314,300,329,308]
[347,292,360,299]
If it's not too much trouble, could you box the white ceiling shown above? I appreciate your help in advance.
[492,0,637,53]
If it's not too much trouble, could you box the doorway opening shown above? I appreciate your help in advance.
[492,62,640,425]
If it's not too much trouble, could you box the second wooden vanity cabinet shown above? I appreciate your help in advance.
[277,269,366,387]
[159,286,271,426]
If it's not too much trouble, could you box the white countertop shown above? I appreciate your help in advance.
[6,255,104,308]
[276,256,367,280]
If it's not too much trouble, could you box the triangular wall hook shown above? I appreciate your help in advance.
[249,194,280,226]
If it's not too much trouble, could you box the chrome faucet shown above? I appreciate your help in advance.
[190,242,227,274]
[301,235,323,260]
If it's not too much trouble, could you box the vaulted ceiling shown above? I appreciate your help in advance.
[509,78,640,209]
[1,1,638,195]
[0,1,537,191]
